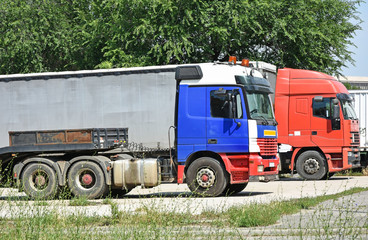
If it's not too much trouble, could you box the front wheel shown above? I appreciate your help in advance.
[67,161,107,199]
[295,151,327,180]
[186,157,228,197]
[22,163,58,200]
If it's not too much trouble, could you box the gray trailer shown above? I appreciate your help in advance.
[0,66,176,150]
[0,66,177,199]
[349,90,368,166]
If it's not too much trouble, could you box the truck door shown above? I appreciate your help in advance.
[311,97,343,147]
[206,87,249,153]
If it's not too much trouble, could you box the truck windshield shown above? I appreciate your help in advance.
[246,92,274,120]
[234,75,275,121]
[339,99,358,120]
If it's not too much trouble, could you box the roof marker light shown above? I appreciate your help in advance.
[229,56,237,65]
[241,59,250,67]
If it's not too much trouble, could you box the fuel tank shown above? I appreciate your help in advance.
[112,157,160,189]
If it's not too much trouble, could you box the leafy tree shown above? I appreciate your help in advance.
[240,0,363,75]
[0,0,363,75]
[88,0,363,75]
[0,0,76,73]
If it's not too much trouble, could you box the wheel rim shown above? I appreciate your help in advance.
[304,158,320,174]
[196,168,216,188]
[29,169,49,191]
[76,168,96,190]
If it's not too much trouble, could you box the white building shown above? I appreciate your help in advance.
[338,76,368,90]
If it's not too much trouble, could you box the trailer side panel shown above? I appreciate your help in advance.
[0,68,176,149]
[349,90,368,149]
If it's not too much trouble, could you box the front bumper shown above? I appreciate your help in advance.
[249,173,279,182]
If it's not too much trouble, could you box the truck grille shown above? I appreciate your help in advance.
[257,138,277,157]
[351,132,360,145]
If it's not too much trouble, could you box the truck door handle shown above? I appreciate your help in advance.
[208,139,217,144]
[312,131,317,135]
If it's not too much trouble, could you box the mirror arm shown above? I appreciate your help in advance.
[234,118,241,127]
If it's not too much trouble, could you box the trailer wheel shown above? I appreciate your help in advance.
[22,163,58,200]
[295,151,327,180]
[186,157,228,197]
[67,161,107,199]
[223,183,248,196]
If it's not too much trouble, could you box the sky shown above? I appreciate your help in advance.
[342,1,368,77]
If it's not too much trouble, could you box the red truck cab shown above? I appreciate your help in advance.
[275,68,360,179]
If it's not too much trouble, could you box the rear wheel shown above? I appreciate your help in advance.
[68,161,107,199]
[22,163,58,200]
[186,157,228,197]
[296,151,327,180]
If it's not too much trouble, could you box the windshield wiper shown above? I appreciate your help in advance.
[258,116,268,125]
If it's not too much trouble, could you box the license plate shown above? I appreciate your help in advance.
[269,162,275,167]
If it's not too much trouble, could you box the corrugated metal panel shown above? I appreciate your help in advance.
[349,90,368,148]
[0,67,177,149]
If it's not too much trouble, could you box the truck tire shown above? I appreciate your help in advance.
[186,157,228,197]
[295,151,327,180]
[223,183,248,196]
[67,161,107,199]
[22,163,58,200]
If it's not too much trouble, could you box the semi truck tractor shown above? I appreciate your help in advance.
[0,60,279,199]
[251,61,360,180]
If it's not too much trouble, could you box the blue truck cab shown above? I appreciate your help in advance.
[175,61,279,196]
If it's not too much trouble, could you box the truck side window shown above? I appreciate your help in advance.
[210,90,243,119]
[313,98,332,119]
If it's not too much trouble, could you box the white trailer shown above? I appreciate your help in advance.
[349,90,368,166]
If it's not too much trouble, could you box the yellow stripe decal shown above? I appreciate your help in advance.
[264,130,276,136]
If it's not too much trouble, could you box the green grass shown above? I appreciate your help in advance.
[335,167,368,176]
[0,187,366,239]
[335,170,364,176]
[33,201,49,206]
[226,187,367,227]
[69,196,99,206]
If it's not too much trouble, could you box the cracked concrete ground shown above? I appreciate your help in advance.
[236,190,368,239]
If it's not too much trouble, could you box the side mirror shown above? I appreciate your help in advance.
[231,91,241,127]
[332,98,340,130]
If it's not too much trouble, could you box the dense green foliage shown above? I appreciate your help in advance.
[0,0,363,75]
